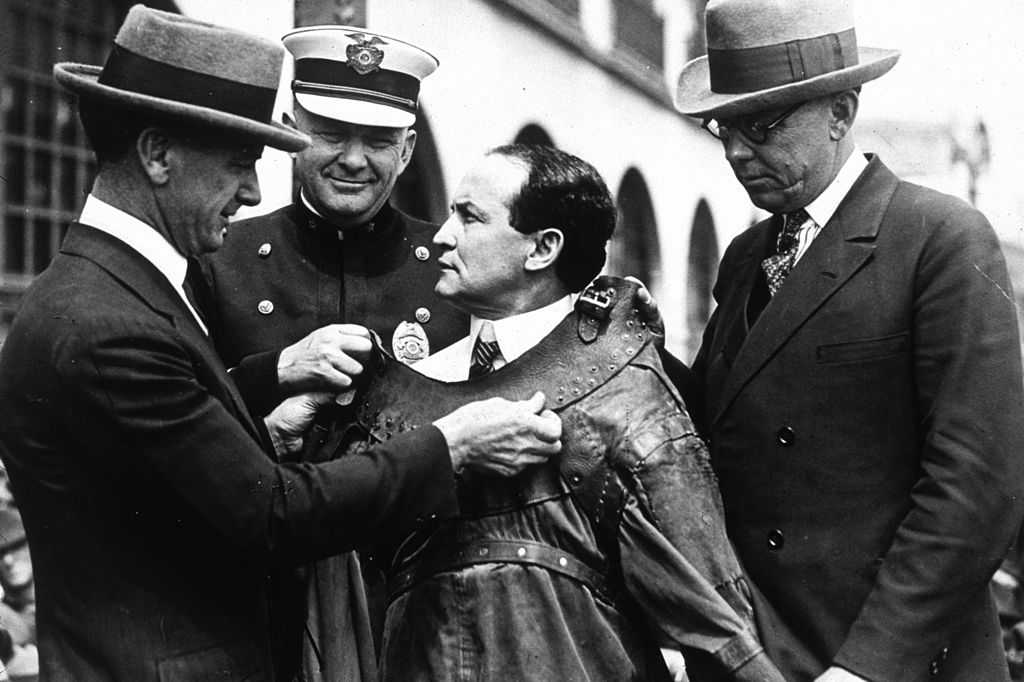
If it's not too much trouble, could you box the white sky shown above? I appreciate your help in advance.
[853,0,1024,238]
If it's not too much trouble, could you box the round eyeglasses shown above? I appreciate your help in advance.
[701,100,807,145]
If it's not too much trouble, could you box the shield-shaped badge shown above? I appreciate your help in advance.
[392,320,430,365]
[345,34,386,75]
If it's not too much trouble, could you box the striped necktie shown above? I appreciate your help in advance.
[761,208,813,296]
[469,321,502,378]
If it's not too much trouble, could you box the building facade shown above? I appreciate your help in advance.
[4,0,1017,359]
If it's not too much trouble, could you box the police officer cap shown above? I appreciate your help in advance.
[283,26,438,128]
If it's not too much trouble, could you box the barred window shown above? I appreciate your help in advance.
[0,0,118,340]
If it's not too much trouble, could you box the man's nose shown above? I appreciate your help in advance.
[238,168,262,207]
[723,132,755,164]
[433,216,457,247]
[335,140,369,171]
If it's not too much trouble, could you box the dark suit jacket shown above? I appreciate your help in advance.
[0,223,458,681]
[692,156,1024,681]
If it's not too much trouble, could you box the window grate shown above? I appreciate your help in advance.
[1,0,118,340]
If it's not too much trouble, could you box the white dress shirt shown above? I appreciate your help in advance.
[78,194,208,334]
[413,295,575,382]
[792,148,869,264]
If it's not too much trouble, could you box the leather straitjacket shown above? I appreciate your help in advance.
[319,278,781,681]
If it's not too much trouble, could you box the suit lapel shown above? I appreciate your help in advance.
[712,157,900,426]
[61,224,263,441]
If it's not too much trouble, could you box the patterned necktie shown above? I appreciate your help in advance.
[469,321,502,378]
[761,208,812,296]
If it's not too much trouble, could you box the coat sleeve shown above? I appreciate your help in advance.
[61,314,458,563]
[610,361,785,681]
[833,193,1024,678]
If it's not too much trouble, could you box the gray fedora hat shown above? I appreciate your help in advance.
[54,4,308,152]
[676,0,900,119]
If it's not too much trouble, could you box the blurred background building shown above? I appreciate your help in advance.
[0,0,1022,360]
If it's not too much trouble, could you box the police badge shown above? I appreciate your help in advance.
[392,320,429,364]
[345,33,386,75]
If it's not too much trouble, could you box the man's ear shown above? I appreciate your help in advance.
[136,127,173,186]
[828,89,859,141]
[399,128,418,170]
[524,228,564,273]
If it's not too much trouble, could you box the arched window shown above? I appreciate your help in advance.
[686,198,718,360]
[606,168,660,290]
[392,107,447,224]
[513,124,555,148]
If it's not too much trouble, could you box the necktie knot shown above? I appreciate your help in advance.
[762,209,812,297]
[469,321,502,378]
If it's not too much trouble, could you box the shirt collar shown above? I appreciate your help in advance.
[470,295,574,365]
[803,148,869,227]
[78,194,188,289]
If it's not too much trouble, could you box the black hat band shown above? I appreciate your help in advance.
[293,58,420,114]
[98,44,277,122]
[709,28,859,95]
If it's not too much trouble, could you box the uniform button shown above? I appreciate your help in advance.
[767,529,785,551]
[414,246,430,261]
[415,307,431,323]
[257,299,274,315]
[776,426,795,446]
[940,646,948,661]
[257,242,272,258]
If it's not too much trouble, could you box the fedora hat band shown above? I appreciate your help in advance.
[709,28,858,95]
[98,44,277,124]
[293,58,420,115]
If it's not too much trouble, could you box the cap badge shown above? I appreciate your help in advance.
[346,33,386,75]
[392,320,430,365]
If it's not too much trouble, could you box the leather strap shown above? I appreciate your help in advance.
[387,538,612,604]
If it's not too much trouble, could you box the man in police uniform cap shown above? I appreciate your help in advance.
[200,26,469,682]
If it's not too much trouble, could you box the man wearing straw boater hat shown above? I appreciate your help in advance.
[678,1,1024,680]
[0,6,560,681]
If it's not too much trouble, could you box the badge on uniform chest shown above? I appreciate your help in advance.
[392,320,429,364]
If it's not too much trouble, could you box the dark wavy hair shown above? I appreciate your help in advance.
[488,144,616,292]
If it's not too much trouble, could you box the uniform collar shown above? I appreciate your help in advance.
[298,190,397,243]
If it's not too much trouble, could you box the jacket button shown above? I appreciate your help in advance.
[257,242,272,258]
[257,299,274,315]
[414,246,430,261]
[776,426,795,446]
[415,307,431,323]
[767,529,785,551]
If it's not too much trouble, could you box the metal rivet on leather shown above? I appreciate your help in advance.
[626,347,635,355]
[414,246,430,261]
[611,350,620,359]
[589,366,599,373]
[479,547,489,556]
[571,388,581,396]
[415,307,431,323]
[257,299,274,315]
[558,557,568,567]
[516,547,527,558]
[626,320,634,328]
[570,475,581,485]
[607,364,616,371]
[385,417,393,427]
[557,395,565,402]
[588,378,596,386]
[636,333,643,340]
[257,242,272,257]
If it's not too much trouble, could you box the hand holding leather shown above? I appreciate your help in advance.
[277,324,372,394]
[434,391,562,476]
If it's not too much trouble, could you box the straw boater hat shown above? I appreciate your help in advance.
[53,4,308,152]
[675,0,900,119]
[283,26,439,128]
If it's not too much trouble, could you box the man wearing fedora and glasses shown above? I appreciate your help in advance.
[677,0,1024,680]
[0,6,560,681]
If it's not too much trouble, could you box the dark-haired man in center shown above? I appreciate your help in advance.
[359,144,786,681]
